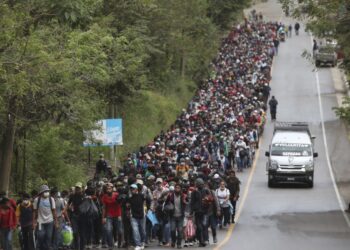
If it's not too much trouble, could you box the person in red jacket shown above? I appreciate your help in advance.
[0,194,17,250]
[102,183,123,248]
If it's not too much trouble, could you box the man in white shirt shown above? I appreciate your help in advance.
[33,185,57,250]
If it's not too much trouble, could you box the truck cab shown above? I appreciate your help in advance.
[265,122,318,188]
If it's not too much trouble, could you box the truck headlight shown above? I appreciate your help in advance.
[305,163,314,171]
[270,160,278,170]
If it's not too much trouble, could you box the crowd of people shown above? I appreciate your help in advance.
[0,17,284,250]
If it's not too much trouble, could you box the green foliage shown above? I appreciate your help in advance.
[334,96,350,124]
[0,0,250,192]
[208,0,250,30]
[27,125,87,190]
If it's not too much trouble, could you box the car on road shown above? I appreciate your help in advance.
[265,122,318,188]
[315,45,337,67]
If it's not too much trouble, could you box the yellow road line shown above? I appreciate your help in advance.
[213,139,262,250]
[214,11,280,248]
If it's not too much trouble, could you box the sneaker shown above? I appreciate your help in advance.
[171,243,176,248]
[184,242,188,247]
[213,237,217,244]
[188,242,193,247]
[177,245,182,249]
[135,247,142,250]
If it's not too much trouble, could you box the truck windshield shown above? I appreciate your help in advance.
[271,143,312,156]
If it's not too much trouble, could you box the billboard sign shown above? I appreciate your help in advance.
[84,119,123,146]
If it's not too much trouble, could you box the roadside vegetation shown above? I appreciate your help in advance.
[0,0,250,193]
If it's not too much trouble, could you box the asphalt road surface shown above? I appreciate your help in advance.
[211,1,350,250]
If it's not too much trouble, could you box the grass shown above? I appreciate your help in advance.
[116,78,197,162]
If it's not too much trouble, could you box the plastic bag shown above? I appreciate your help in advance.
[62,225,74,246]
[146,210,159,226]
[185,218,196,239]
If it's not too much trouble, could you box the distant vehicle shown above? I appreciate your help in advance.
[315,45,337,67]
[265,122,318,188]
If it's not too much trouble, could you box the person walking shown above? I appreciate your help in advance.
[268,96,278,121]
[102,183,123,249]
[95,154,108,180]
[127,184,146,250]
[0,194,17,250]
[273,37,280,55]
[294,22,300,35]
[33,185,58,250]
[66,182,85,250]
[215,181,231,228]
[312,39,318,58]
[190,178,208,247]
[165,184,185,249]
[288,24,292,37]
[16,193,34,250]
[226,171,240,224]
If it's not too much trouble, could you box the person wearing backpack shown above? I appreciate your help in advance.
[215,181,231,228]
[165,184,186,249]
[50,188,68,250]
[190,178,208,247]
[203,182,220,244]
[33,185,58,250]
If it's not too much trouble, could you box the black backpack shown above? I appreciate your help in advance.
[79,198,99,218]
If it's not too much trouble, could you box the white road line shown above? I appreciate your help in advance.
[311,36,350,228]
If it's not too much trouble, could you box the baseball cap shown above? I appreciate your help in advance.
[156,178,163,184]
[130,184,138,189]
[75,182,83,188]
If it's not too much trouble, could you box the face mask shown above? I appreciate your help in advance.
[43,192,50,198]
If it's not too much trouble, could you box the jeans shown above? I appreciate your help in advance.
[0,228,13,250]
[130,217,145,247]
[204,214,217,242]
[105,217,123,247]
[220,207,230,226]
[36,222,54,250]
[235,157,243,171]
[170,216,184,246]
[53,217,64,250]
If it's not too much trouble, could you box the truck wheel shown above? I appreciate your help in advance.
[268,175,274,188]
[308,180,314,188]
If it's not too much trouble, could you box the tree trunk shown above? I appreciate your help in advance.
[0,113,16,194]
[180,50,186,78]
[22,130,27,191]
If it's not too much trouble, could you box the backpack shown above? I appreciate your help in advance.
[239,148,247,158]
[79,198,99,218]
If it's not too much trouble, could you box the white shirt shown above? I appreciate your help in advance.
[33,197,56,224]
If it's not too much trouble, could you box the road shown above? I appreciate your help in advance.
[214,0,350,249]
